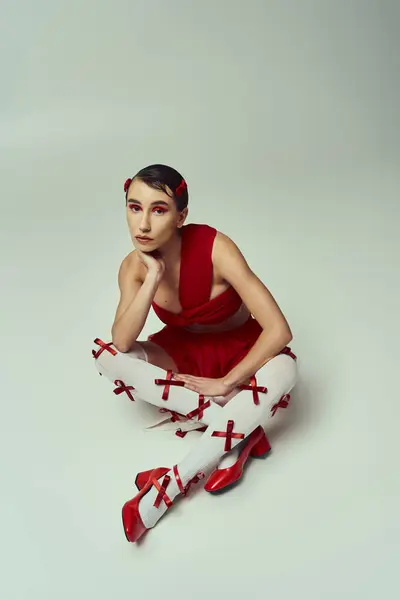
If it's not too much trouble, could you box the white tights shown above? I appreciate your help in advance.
[93,338,297,529]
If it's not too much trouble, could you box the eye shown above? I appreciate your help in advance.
[128,204,141,212]
[153,207,167,215]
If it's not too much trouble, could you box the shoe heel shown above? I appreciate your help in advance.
[135,469,153,490]
[250,433,271,458]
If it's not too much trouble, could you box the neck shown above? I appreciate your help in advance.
[158,228,183,271]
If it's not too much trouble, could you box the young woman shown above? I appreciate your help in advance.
[92,164,297,543]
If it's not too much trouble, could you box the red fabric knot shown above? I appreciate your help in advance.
[173,465,205,496]
[184,472,205,495]
[279,346,297,361]
[113,380,135,401]
[186,394,211,420]
[154,370,185,401]
[175,425,207,439]
[175,179,187,197]
[211,419,245,452]
[92,338,117,359]
[124,178,132,193]
[159,408,183,422]
[153,474,173,509]
[175,429,188,438]
[271,393,291,416]
[238,375,268,405]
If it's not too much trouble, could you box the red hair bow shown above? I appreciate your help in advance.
[175,179,187,196]
[124,178,132,193]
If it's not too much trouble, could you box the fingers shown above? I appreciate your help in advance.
[185,384,199,392]
[177,377,198,386]
[175,374,195,382]
[174,374,200,392]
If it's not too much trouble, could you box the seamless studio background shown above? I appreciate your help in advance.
[1,1,399,599]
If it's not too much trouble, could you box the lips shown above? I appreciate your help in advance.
[136,236,153,241]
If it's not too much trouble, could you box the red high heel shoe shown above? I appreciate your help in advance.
[124,466,205,542]
[135,469,154,491]
[204,426,271,493]
[122,467,170,543]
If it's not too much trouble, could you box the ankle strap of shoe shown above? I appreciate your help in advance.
[173,465,205,496]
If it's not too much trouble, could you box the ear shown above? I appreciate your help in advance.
[177,207,188,228]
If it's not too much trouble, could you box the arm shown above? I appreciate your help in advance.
[111,253,160,353]
[212,232,293,389]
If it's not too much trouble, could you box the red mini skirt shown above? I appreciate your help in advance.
[147,316,263,378]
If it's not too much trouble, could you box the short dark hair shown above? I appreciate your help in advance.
[131,164,189,212]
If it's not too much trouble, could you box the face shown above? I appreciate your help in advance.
[126,178,187,252]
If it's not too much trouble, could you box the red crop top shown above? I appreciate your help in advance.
[151,224,243,328]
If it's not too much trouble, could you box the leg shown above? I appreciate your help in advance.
[94,336,242,480]
[138,340,178,372]
[94,339,178,372]
[120,353,297,541]
[93,336,293,453]
[92,338,296,539]
[93,337,294,429]
[92,337,221,423]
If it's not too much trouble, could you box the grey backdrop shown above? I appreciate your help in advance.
[1,1,399,599]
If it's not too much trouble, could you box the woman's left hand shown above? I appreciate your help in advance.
[174,374,234,397]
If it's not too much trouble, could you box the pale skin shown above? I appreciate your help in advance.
[111,178,293,397]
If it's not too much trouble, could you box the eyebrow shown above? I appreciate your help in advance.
[127,199,170,207]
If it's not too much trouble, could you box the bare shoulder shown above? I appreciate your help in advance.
[211,230,291,334]
[213,230,244,253]
[212,230,251,279]
[118,250,145,287]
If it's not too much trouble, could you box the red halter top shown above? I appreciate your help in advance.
[151,224,243,328]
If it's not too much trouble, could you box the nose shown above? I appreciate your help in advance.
[139,212,151,233]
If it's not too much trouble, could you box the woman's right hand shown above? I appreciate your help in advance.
[136,249,165,283]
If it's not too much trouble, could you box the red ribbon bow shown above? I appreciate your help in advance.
[238,375,268,405]
[186,395,211,420]
[153,475,173,509]
[211,419,245,452]
[271,394,291,416]
[92,338,117,359]
[154,370,185,401]
[279,346,297,360]
[113,380,136,402]
[175,179,187,196]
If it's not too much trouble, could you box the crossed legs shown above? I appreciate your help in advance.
[93,338,297,541]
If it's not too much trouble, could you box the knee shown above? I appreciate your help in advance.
[123,342,148,361]
[92,339,147,376]
[275,354,297,389]
[103,341,147,363]
[261,353,297,388]
[112,340,143,355]
[112,340,129,353]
